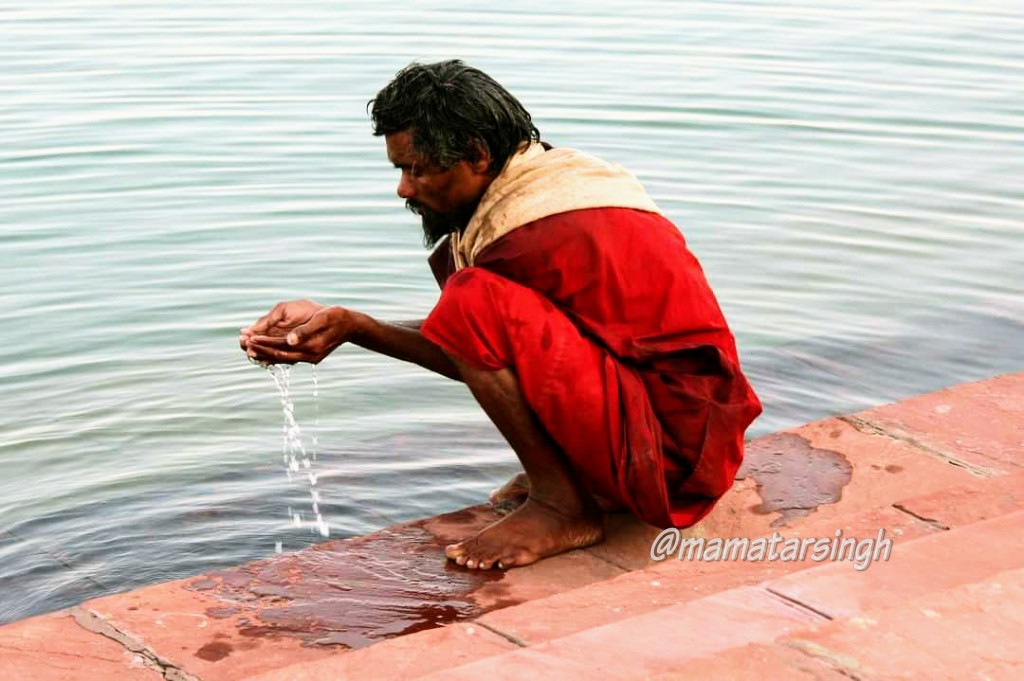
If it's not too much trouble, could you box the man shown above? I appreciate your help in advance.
[240,60,762,570]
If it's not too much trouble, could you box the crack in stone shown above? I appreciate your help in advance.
[837,415,996,478]
[583,551,633,573]
[891,503,951,531]
[785,639,877,681]
[473,621,528,648]
[763,587,834,622]
[69,607,202,681]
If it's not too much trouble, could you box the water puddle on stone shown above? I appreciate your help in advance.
[190,517,509,649]
[262,363,329,549]
[736,432,853,526]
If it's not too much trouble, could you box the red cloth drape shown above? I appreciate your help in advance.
[422,207,762,528]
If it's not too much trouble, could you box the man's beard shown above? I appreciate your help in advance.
[406,199,477,248]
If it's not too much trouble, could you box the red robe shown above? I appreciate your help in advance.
[421,207,762,528]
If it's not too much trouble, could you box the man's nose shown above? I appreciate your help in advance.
[396,172,415,199]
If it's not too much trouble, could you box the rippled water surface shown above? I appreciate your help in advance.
[2,1,1022,623]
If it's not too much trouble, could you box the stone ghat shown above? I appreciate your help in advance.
[1,373,1021,680]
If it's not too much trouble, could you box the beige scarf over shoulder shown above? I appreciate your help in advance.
[451,142,661,270]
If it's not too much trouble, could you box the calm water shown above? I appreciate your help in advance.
[2,1,1022,624]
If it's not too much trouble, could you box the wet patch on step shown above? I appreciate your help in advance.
[737,433,853,527]
[187,520,506,650]
[195,640,233,661]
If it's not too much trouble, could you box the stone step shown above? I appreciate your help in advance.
[776,566,1024,681]
[3,373,1021,681]
[643,566,1024,680]
[0,611,164,681]
[766,508,1024,619]
[419,584,827,681]
[407,509,1024,680]
[463,464,1024,649]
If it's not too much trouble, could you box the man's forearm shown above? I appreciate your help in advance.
[348,312,461,381]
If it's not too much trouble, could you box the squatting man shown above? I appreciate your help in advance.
[240,60,762,570]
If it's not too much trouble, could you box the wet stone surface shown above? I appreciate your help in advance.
[187,522,506,649]
[737,433,853,527]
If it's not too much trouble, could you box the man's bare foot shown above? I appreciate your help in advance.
[446,497,604,570]
[488,472,530,505]
[488,472,626,515]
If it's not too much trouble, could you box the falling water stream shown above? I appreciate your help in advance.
[264,363,329,551]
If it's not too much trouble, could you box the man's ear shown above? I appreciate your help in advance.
[467,140,492,175]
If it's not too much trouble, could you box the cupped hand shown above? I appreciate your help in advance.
[241,303,362,365]
[240,299,324,345]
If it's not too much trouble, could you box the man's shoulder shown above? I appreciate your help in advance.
[483,207,685,261]
[528,206,679,235]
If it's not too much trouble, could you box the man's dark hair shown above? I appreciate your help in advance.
[369,60,540,174]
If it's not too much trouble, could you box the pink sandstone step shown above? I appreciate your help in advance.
[471,461,1024,648]
[661,567,1024,681]
[414,585,827,681]
[419,510,1024,681]
[3,372,1022,681]
[893,468,1024,529]
[781,566,1024,681]
[850,371,1023,473]
[642,640,851,680]
[721,415,978,536]
[767,509,1024,619]
[476,502,939,647]
[240,622,516,681]
[0,611,162,681]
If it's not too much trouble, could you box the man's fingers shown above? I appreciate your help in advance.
[249,334,294,348]
[243,305,334,363]
[247,304,287,336]
[246,341,309,365]
[287,311,330,347]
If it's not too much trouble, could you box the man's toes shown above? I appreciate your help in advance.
[499,549,538,569]
[445,542,467,561]
[496,553,517,570]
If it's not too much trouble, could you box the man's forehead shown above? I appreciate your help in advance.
[385,130,418,165]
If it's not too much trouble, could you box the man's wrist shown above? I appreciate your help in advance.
[334,306,372,345]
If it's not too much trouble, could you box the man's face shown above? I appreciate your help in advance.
[385,130,493,247]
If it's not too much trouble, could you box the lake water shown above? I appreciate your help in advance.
[2,0,1022,624]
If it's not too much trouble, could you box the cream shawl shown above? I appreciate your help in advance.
[451,142,661,270]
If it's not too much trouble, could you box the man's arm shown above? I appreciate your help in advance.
[241,302,461,381]
[350,314,461,381]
